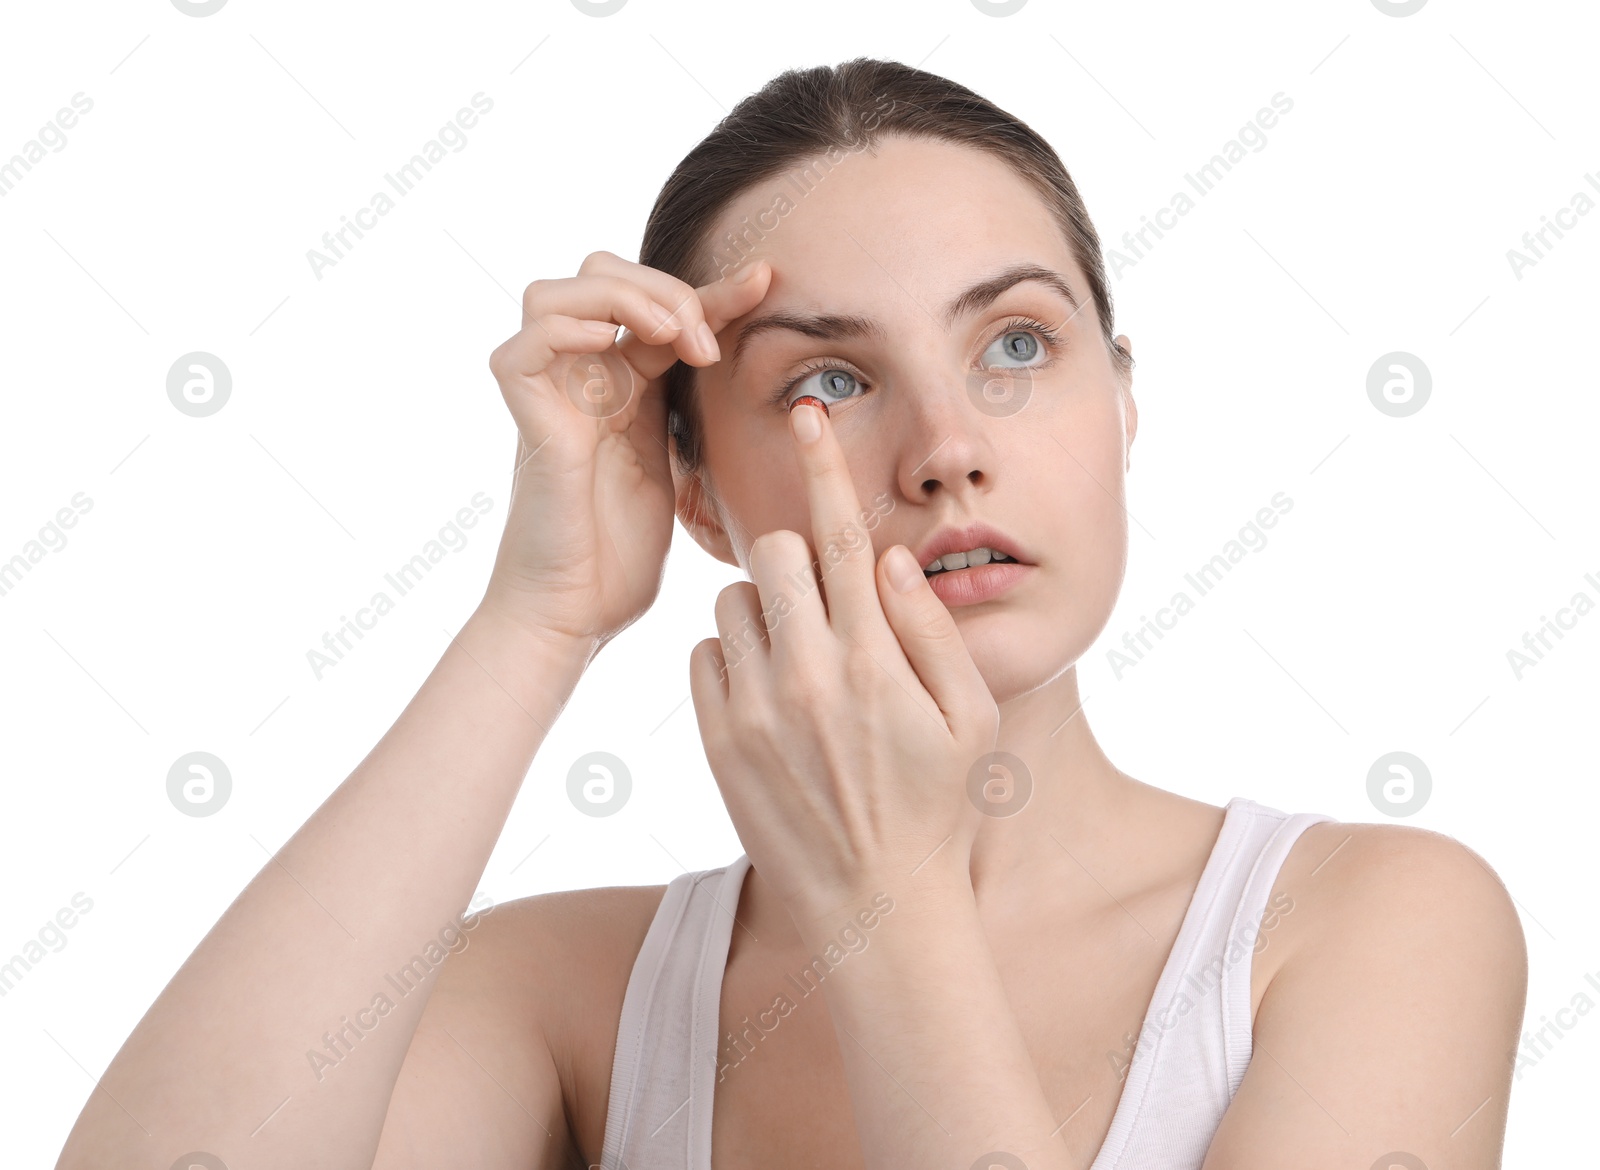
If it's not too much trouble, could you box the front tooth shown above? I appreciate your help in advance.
[939,551,969,571]
[923,556,942,572]
[967,547,992,566]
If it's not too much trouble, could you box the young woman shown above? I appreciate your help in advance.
[59,58,1527,1170]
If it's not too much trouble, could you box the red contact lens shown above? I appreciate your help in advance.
[789,395,830,417]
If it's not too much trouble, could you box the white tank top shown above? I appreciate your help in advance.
[599,796,1334,1170]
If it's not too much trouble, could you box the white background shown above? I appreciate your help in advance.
[1,0,1595,1164]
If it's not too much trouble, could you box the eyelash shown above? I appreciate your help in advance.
[767,315,1067,409]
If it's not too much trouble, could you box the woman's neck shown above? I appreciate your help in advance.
[967,664,1222,923]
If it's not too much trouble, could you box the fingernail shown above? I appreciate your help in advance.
[696,321,720,360]
[887,545,923,593]
[789,398,824,442]
[789,394,829,418]
[731,261,761,284]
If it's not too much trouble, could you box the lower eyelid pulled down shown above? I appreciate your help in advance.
[769,316,1064,409]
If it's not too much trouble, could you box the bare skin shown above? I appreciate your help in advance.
[57,134,1527,1170]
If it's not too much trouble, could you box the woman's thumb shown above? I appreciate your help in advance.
[698,259,772,333]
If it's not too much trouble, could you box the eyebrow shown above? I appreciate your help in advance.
[726,263,1081,379]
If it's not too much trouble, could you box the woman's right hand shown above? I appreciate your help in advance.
[481,250,772,652]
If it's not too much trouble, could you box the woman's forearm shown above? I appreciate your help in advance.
[801,883,1074,1170]
[57,603,594,1170]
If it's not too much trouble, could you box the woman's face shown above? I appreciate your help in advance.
[674,134,1137,703]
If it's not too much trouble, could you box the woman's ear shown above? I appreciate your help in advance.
[670,436,739,567]
[1114,334,1138,468]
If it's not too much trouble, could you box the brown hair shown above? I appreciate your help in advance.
[639,56,1132,475]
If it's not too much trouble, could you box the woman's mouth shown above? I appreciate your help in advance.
[921,547,1030,607]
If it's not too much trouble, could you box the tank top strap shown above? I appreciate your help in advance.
[600,854,751,1170]
[602,798,1336,1170]
[1091,797,1336,1169]
[1220,799,1336,1090]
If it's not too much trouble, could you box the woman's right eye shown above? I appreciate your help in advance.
[776,363,865,410]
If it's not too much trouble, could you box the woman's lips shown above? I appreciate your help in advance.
[925,560,1030,607]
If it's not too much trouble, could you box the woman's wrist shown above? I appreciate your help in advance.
[784,859,976,953]
[785,879,992,1026]
[472,588,600,656]
[459,597,598,711]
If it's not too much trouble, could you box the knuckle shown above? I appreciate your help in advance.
[715,580,756,608]
[520,277,547,307]
[696,638,732,692]
[713,584,761,643]
[662,280,702,322]
[817,519,869,567]
[749,529,807,571]
[488,323,547,385]
[729,695,774,738]
[487,337,520,384]
[907,605,950,643]
[629,284,668,326]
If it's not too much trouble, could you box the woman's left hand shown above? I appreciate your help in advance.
[687,400,1001,938]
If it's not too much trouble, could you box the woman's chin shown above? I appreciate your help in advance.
[963,642,1067,707]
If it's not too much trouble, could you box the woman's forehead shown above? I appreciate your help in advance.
[703,136,1074,293]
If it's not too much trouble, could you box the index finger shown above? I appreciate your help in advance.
[788,398,886,639]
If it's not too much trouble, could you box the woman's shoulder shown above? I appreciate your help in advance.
[374,880,673,1170]
[458,879,674,1019]
[1275,816,1517,923]
[444,880,676,1161]
[1265,815,1525,997]
[1210,814,1528,1159]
